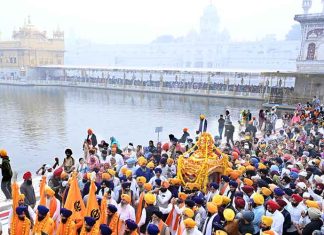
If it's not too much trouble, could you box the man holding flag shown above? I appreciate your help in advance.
[56,208,77,235]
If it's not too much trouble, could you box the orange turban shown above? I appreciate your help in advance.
[230,171,240,180]
[243,178,253,186]
[121,194,131,203]
[167,158,174,164]
[144,183,152,191]
[183,208,194,218]
[178,192,188,201]
[183,218,196,228]
[207,202,218,214]
[102,173,111,180]
[261,187,272,197]
[61,171,68,179]
[161,181,170,189]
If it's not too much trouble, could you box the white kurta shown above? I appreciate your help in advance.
[266,210,284,235]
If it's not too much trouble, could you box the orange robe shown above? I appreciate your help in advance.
[10,216,31,235]
[80,226,99,235]
[56,218,77,235]
[32,215,55,235]
[166,203,184,233]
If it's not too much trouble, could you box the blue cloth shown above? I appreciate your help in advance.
[252,205,265,234]
[135,167,154,182]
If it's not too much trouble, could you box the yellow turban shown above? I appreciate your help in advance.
[121,167,128,175]
[144,183,152,191]
[170,178,181,185]
[126,170,132,178]
[258,163,267,170]
[305,200,320,209]
[45,186,55,197]
[215,231,228,235]
[223,208,235,222]
[144,193,156,205]
[253,193,265,205]
[261,216,273,227]
[121,194,131,203]
[243,178,253,186]
[183,208,194,218]
[0,149,7,157]
[212,195,223,206]
[18,194,25,201]
[178,192,188,201]
[108,169,116,177]
[238,166,246,174]
[147,161,154,169]
[222,196,231,205]
[102,173,111,180]
[186,183,194,190]
[183,218,196,228]
[136,176,147,184]
[138,158,148,166]
[207,202,218,214]
[167,158,174,164]
[261,187,272,197]
[246,165,255,171]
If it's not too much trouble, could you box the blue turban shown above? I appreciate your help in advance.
[274,187,285,196]
[221,175,230,182]
[60,208,72,218]
[229,180,238,188]
[185,199,195,208]
[250,157,259,165]
[107,204,117,213]
[99,224,112,235]
[194,197,204,205]
[290,172,298,180]
[154,168,162,174]
[126,157,137,165]
[125,219,138,230]
[85,216,96,226]
[16,206,27,216]
[210,182,219,189]
[147,224,159,235]
[37,205,49,216]
[155,179,162,186]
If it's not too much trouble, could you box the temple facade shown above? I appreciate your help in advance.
[0,17,64,76]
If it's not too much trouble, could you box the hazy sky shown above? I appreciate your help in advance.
[0,0,322,44]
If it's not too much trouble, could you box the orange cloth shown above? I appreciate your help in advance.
[177,221,184,235]
[86,180,101,227]
[64,173,86,230]
[136,192,145,223]
[10,216,31,235]
[166,203,184,231]
[158,219,167,234]
[39,176,47,206]
[56,218,77,235]
[220,183,228,195]
[108,213,123,235]
[48,196,58,218]
[100,194,108,224]
[33,215,55,235]
[80,226,99,235]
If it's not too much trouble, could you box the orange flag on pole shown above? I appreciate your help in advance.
[39,175,47,206]
[86,180,101,225]
[11,182,19,213]
[100,193,107,224]
[64,172,86,221]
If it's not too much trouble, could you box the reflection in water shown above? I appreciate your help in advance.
[0,85,262,174]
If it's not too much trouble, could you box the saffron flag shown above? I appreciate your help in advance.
[39,175,47,206]
[11,182,19,213]
[100,193,107,224]
[86,180,101,225]
[64,173,86,221]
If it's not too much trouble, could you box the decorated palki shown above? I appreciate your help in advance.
[177,115,229,192]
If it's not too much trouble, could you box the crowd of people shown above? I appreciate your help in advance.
[48,76,294,95]
[0,97,323,235]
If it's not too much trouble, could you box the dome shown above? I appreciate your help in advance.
[202,3,219,20]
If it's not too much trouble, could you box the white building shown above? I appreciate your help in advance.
[65,3,300,71]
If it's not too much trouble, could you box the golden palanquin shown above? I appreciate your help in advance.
[177,132,229,192]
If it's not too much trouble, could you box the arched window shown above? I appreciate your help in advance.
[306,43,316,60]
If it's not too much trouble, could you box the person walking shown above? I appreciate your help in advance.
[218,115,225,139]
[0,149,13,199]
[20,171,36,208]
